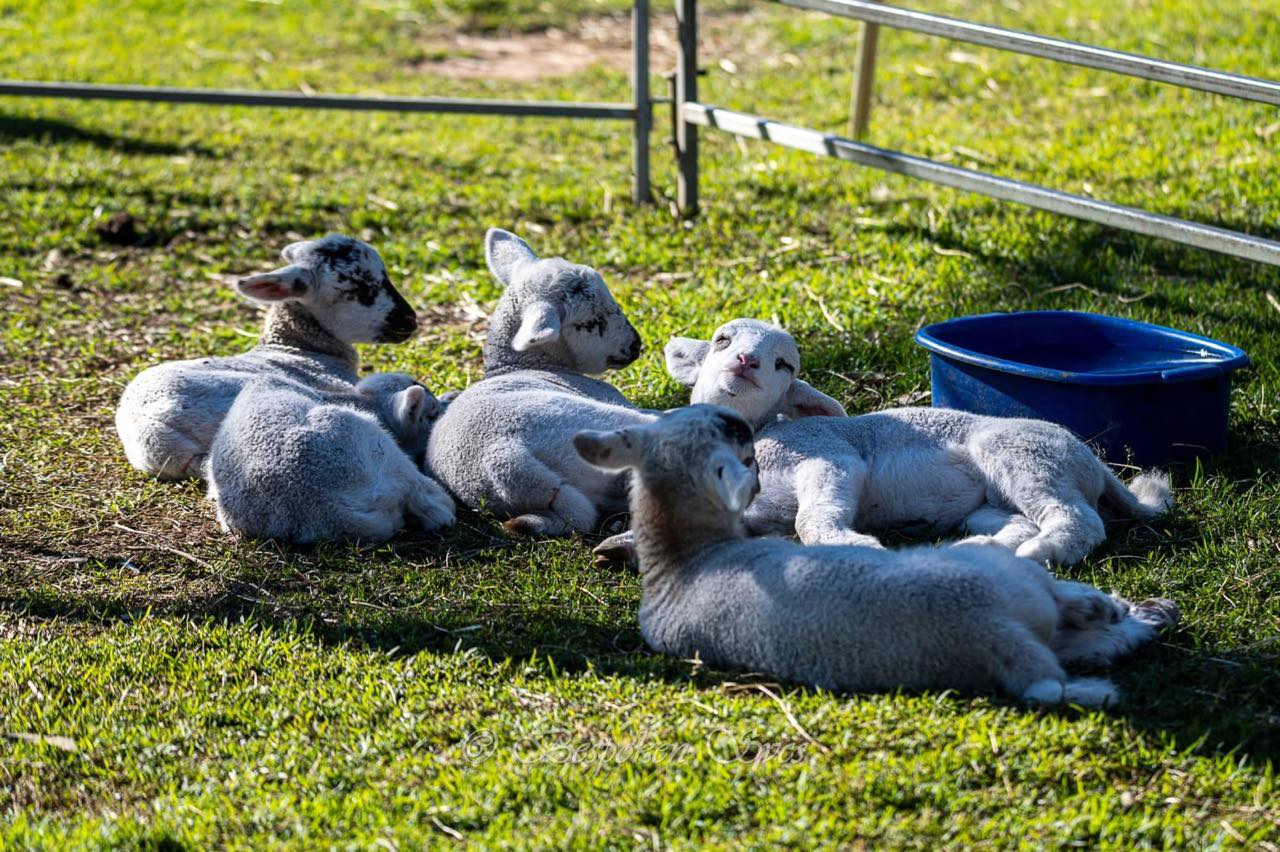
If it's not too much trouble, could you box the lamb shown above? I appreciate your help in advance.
[574,405,1178,706]
[115,234,418,480]
[205,372,455,544]
[426,228,652,536]
[664,318,1173,565]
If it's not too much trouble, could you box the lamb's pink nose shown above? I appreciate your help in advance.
[737,353,760,369]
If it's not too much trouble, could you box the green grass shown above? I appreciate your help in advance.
[3,0,1280,846]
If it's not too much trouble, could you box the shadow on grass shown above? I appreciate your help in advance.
[0,114,216,158]
[4,506,1278,769]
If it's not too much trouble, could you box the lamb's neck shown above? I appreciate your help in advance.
[482,306,569,376]
[259,303,358,370]
[631,485,742,586]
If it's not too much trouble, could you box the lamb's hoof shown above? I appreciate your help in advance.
[593,532,637,571]
[1058,584,1126,628]
[1130,597,1180,631]
[502,514,569,537]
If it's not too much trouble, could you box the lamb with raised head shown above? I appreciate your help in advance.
[575,405,1178,706]
[427,228,652,535]
[206,372,454,544]
[115,234,418,480]
[664,318,1172,565]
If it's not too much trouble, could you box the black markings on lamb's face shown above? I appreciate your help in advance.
[289,235,418,344]
[716,413,754,448]
[573,315,609,337]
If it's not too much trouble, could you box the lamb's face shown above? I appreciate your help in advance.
[694,319,799,424]
[574,405,759,517]
[539,262,643,375]
[235,235,418,345]
[666,318,847,428]
[485,228,643,375]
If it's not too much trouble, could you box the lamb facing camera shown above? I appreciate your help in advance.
[426,228,653,536]
[666,318,1173,565]
[115,234,417,480]
[206,372,454,544]
[575,405,1178,706]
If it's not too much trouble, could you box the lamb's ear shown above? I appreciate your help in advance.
[512,301,561,351]
[779,379,847,419]
[280,239,313,263]
[235,264,312,303]
[573,428,643,470]
[392,385,434,426]
[664,337,711,386]
[485,228,538,287]
[710,451,757,513]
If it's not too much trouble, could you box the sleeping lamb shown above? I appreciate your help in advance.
[427,228,651,535]
[574,405,1178,706]
[116,234,417,480]
[664,318,1172,565]
[206,372,454,544]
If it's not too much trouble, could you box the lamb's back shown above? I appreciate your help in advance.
[642,539,1019,692]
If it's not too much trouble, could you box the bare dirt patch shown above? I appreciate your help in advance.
[416,9,775,81]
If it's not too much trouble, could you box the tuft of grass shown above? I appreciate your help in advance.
[2,0,1279,846]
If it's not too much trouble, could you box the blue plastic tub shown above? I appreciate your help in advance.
[914,311,1250,466]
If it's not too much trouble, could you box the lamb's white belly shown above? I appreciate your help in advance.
[857,447,985,534]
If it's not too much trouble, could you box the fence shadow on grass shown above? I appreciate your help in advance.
[0,114,216,158]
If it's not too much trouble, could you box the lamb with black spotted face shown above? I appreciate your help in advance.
[573,404,1179,707]
[427,228,652,537]
[115,234,417,480]
[480,230,642,377]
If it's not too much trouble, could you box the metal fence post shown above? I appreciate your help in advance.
[675,0,699,216]
[632,0,652,204]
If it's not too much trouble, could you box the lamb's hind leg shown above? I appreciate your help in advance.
[961,505,1040,550]
[1015,499,1106,566]
[986,619,1120,708]
[1053,596,1180,668]
[405,473,456,532]
[120,416,206,480]
[491,450,597,537]
[792,457,883,548]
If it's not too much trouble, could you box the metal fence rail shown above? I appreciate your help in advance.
[674,0,1280,267]
[0,0,653,203]
[780,0,1280,106]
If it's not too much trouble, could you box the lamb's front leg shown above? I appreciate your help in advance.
[792,456,883,548]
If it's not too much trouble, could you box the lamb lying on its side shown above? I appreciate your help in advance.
[575,405,1178,706]
[206,373,454,544]
[427,228,652,535]
[665,319,1172,565]
[116,234,418,480]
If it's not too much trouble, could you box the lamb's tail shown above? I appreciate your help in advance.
[1101,468,1173,519]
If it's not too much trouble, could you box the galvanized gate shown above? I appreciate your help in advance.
[672,0,1280,267]
[0,0,654,204]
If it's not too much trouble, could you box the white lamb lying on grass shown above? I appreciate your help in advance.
[116,234,418,480]
[664,318,1173,565]
[427,228,652,536]
[575,405,1179,706]
[206,373,455,544]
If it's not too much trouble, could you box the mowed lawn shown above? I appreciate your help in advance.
[3,0,1279,846]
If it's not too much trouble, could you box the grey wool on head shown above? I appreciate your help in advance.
[426,228,653,536]
[205,372,455,544]
[665,318,1174,565]
[574,405,1179,708]
[114,234,418,480]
